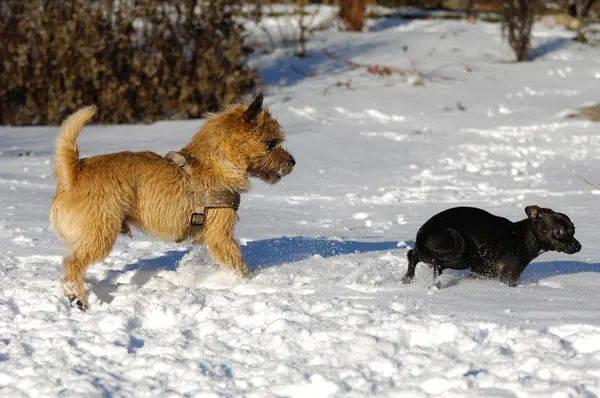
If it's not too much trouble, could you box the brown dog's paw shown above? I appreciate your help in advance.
[63,281,88,311]
[238,267,254,279]
[67,295,89,311]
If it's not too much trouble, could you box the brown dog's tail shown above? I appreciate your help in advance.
[53,106,97,190]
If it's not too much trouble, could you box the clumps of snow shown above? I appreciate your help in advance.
[549,325,600,354]
[1,14,600,397]
[12,236,34,246]
[352,212,369,220]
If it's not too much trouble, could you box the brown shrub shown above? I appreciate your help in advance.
[501,0,538,62]
[0,0,258,125]
[340,0,366,31]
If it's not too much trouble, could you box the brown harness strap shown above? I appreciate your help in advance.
[165,151,241,232]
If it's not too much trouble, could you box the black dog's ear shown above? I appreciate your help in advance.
[243,92,263,123]
[525,205,543,219]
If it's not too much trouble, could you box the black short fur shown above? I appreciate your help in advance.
[403,206,581,288]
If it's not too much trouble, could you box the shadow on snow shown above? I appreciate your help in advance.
[530,37,570,60]
[259,41,389,87]
[521,260,600,283]
[90,236,405,302]
[89,237,600,303]
[242,236,404,270]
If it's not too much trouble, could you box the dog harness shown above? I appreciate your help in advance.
[164,151,241,234]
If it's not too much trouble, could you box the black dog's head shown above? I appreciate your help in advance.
[526,206,581,254]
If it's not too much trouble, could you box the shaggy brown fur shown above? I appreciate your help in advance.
[50,94,295,311]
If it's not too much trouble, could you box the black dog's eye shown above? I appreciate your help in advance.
[554,228,564,237]
[266,140,278,150]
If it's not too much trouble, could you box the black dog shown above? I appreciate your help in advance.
[403,206,581,288]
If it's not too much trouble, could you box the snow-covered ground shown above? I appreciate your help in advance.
[2,11,600,397]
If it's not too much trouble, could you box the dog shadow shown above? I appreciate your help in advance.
[90,237,405,302]
[242,236,407,270]
[520,260,600,284]
[89,250,189,303]
[436,260,600,289]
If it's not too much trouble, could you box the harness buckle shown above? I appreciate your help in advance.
[191,213,205,226]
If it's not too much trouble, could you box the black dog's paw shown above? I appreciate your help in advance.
[499,276,519,287]
[429,281,442,290]
[402,275,414,284]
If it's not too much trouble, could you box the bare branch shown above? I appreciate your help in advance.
[577,175,600,191]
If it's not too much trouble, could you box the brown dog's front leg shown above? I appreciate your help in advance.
[202,208,251,277]
[206,236,251,277]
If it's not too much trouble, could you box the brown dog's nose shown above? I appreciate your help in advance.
[288,155,296,167]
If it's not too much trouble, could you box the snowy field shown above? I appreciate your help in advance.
[2,11,600,397]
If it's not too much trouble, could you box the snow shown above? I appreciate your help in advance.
[1,9,600,397]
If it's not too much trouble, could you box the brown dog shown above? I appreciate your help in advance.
[50,94,295,311]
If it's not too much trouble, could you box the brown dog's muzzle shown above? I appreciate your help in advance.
[249,150,295,184]
[279,152,295,178]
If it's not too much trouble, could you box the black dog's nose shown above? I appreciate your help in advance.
[566,240,582,254]
[288,155,296,167]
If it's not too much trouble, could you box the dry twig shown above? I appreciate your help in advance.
[577,175,600,191]
[323,79,352,94]
[322,48,408,76]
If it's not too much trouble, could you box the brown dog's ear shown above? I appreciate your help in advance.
[525,205,543,219]
[243,92,263,123]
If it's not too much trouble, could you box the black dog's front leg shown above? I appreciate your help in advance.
[499,273,519,287]
[402,249,419,284]
[497,259,525,287]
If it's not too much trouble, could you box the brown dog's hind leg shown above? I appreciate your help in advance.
[62,253,91,311]
[62,228,119,311]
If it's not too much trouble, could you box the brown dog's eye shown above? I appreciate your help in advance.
[266,140,278,150]
[554,228,564,237]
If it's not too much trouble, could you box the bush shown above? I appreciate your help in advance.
[502,0,537,62]
[340,0,367,31]
[0,0,258,125]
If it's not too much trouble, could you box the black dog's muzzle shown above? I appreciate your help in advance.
[563,240,582,254]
